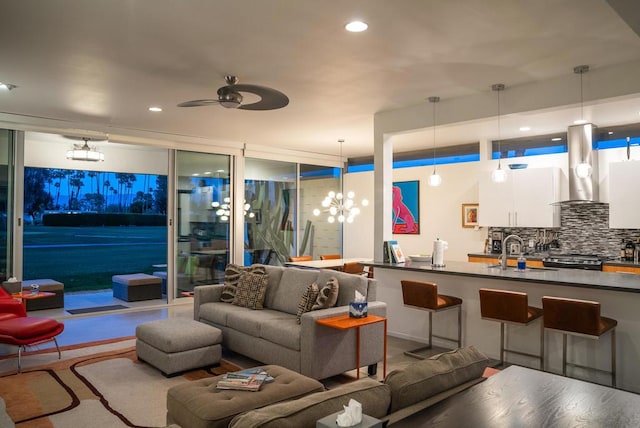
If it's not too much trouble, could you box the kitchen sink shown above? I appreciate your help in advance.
[486,264,557,271]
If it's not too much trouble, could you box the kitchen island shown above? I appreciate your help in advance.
[362,260,640,392]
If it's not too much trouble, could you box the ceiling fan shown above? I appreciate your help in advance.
[177,75,289,111]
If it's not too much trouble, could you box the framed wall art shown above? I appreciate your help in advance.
[392,180,420,234]
[462,203,479,228]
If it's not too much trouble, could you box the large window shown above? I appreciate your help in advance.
[0,130,14,281]
[22,167,167,292]
[244,158,296,265]
[175,151,230,290]
[299,164,341,258]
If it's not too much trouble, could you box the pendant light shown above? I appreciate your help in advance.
[66,137,105,162]
[427,96,442,187]
[491,83,507,183]
[573,65,592,178]
[313,139,368,223]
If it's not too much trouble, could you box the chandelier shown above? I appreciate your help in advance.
[66,137,105,162]
[313,139,368,223]
[212,197,254,222]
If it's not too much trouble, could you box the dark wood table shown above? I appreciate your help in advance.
[392,365,640,427]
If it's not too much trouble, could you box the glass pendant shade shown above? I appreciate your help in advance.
[491,165,507,183]
[428,170,442,187]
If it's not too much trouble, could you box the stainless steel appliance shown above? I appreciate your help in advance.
[542,254,603,271]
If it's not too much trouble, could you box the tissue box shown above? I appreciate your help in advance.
[316,412,382,428]
[349,302,368,318]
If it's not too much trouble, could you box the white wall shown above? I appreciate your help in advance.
[344,160,487,262]
[342,144,634,262]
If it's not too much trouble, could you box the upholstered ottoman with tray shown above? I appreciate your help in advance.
[21,279,64,311]
[166,364,325,428]
[136,318,222,376]
[112,273,162,302]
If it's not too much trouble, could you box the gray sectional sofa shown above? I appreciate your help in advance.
[194,264,387,380]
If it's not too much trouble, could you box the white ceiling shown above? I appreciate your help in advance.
[1,0,640,159]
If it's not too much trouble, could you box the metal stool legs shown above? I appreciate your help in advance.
[404,304,462,359]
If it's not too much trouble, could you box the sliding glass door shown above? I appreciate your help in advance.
[175,151,231,294]
[0,130,15,281]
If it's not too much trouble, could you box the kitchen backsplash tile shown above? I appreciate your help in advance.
[489,202,640,259]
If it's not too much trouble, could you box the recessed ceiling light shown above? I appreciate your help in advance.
[608,131,614,135]
[148,106,162,112]
[216,169,224,173]
[192,173,200,177]
[204,171,212,175]
[519,126,531,132]
[551,137,563,141]
[0,82,17,91]
[345,21,368,32]
[574,119,587,125]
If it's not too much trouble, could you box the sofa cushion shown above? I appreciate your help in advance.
[384,346,490,413]
[228,378,390,428]
[260,265,285,308]
[226,309,291,337]
[198,301,247,326]
[232,272,269,309]
[296,282,319,324]
[260,315,301,351]
[270,268,319,315]
[316,269,368,307]
[311,277,339,310]
[221,264,266,303]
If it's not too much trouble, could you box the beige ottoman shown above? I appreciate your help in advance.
[166,365,325,428]
[21,279,64,311]
[136,318,222,376]
[112,273,162,302]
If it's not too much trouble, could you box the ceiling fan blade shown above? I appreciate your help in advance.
[177,99,220,107]
[232,84,289,111]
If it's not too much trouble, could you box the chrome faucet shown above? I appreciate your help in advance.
[501,234,524,270]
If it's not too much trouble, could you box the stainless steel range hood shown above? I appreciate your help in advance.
[565,123,599,203]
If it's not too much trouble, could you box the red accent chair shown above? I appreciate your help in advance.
[0,289,64,372]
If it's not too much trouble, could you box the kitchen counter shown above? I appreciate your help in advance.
[468,252,640,274]
[365,260,640,293]
[363,259,640,392]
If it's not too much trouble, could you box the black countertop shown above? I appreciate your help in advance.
[363,260,640,293]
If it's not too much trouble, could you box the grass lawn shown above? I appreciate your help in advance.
[23,225,167,292]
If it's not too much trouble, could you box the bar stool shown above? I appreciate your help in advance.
[400,280,462,359]
[478,288,544,369]
[542,296,617,387]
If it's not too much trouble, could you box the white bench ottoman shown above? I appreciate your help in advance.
[136,318,222,376]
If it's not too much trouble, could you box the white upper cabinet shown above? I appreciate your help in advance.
[609,161,640,229]
[479,167,561,228]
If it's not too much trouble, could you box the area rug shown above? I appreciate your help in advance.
[0,344,239,428]
[66,305,129,315]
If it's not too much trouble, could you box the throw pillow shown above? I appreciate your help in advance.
[221,264,267,303]
[296,282,320,324]
[232,271,269,310]
[312,277,339,310]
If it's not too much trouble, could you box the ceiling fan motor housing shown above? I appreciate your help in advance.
[217,87,242,108]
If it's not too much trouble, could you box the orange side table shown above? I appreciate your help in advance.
[11,291,56,310]
[316,314,387,379]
